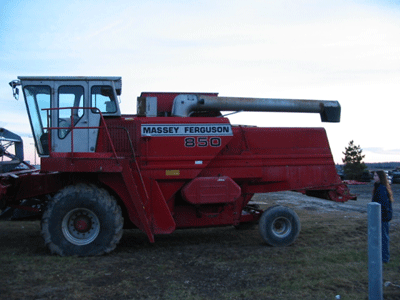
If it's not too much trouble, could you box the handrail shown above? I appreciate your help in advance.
[43,107,119,162]
[103,125,149,201]
[43,108,150,202]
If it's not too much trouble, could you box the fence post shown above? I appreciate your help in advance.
[368,202,382,300]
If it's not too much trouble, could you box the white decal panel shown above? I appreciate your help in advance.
[141,124,233,137]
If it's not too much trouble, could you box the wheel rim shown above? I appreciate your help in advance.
[271,217,292,238]
[62,208,100,246]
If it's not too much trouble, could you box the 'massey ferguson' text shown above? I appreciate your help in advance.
[141,124,232,136]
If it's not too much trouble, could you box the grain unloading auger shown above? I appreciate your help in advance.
[1,76,355,256]
[171,94,341,122]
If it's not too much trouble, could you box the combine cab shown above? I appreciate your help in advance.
[1,76,355,256]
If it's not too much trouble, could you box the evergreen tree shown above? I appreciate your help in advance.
[342,140,367,180]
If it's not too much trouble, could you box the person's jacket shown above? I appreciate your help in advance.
[372,183,393,222]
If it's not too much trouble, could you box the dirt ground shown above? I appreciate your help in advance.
[252,182,400,223]
[1,183,400,299]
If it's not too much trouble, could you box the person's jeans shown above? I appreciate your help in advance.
[382,221,390,263]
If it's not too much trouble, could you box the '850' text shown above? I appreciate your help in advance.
[184,137,221,148]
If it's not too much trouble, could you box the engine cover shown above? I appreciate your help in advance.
[181,176,241,204]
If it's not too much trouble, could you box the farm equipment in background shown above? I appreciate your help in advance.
[0,127,42,220]
[1,76,355,256]
[0,127,24,173]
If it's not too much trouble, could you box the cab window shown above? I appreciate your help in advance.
[91,86,117,114]
[58,86,84,139]
[23,85,51,155]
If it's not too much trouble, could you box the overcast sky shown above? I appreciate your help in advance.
[1,0,399,164]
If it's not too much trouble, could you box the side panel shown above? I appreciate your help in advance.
[202,126,342,192]
[137,117,234,180]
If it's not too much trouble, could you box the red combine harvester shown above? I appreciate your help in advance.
[1,76,355,256]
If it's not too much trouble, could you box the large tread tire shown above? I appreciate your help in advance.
[41,184,123,256]
[258,205,300,247]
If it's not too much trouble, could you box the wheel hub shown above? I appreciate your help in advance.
[74,216,91,233]
[272,217,292,238]
[62,208,100,246]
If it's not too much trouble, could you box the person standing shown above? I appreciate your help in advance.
[372,170,394,263]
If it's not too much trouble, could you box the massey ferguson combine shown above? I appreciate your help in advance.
[0,76,354,256]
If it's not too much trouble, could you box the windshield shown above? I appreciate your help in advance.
[23,85,51,155]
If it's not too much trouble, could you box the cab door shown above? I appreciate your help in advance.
[51,81,100,153]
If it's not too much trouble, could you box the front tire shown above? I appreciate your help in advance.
[258,206,300,247]
[41,184,123,256]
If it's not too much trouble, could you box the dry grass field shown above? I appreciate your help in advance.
[1,183,399,299]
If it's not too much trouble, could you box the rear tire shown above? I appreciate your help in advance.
[41,184,123,256]
[258,206,300,247]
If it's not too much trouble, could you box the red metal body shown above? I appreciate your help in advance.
[2,79,354,254]
[34,114,350,243]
